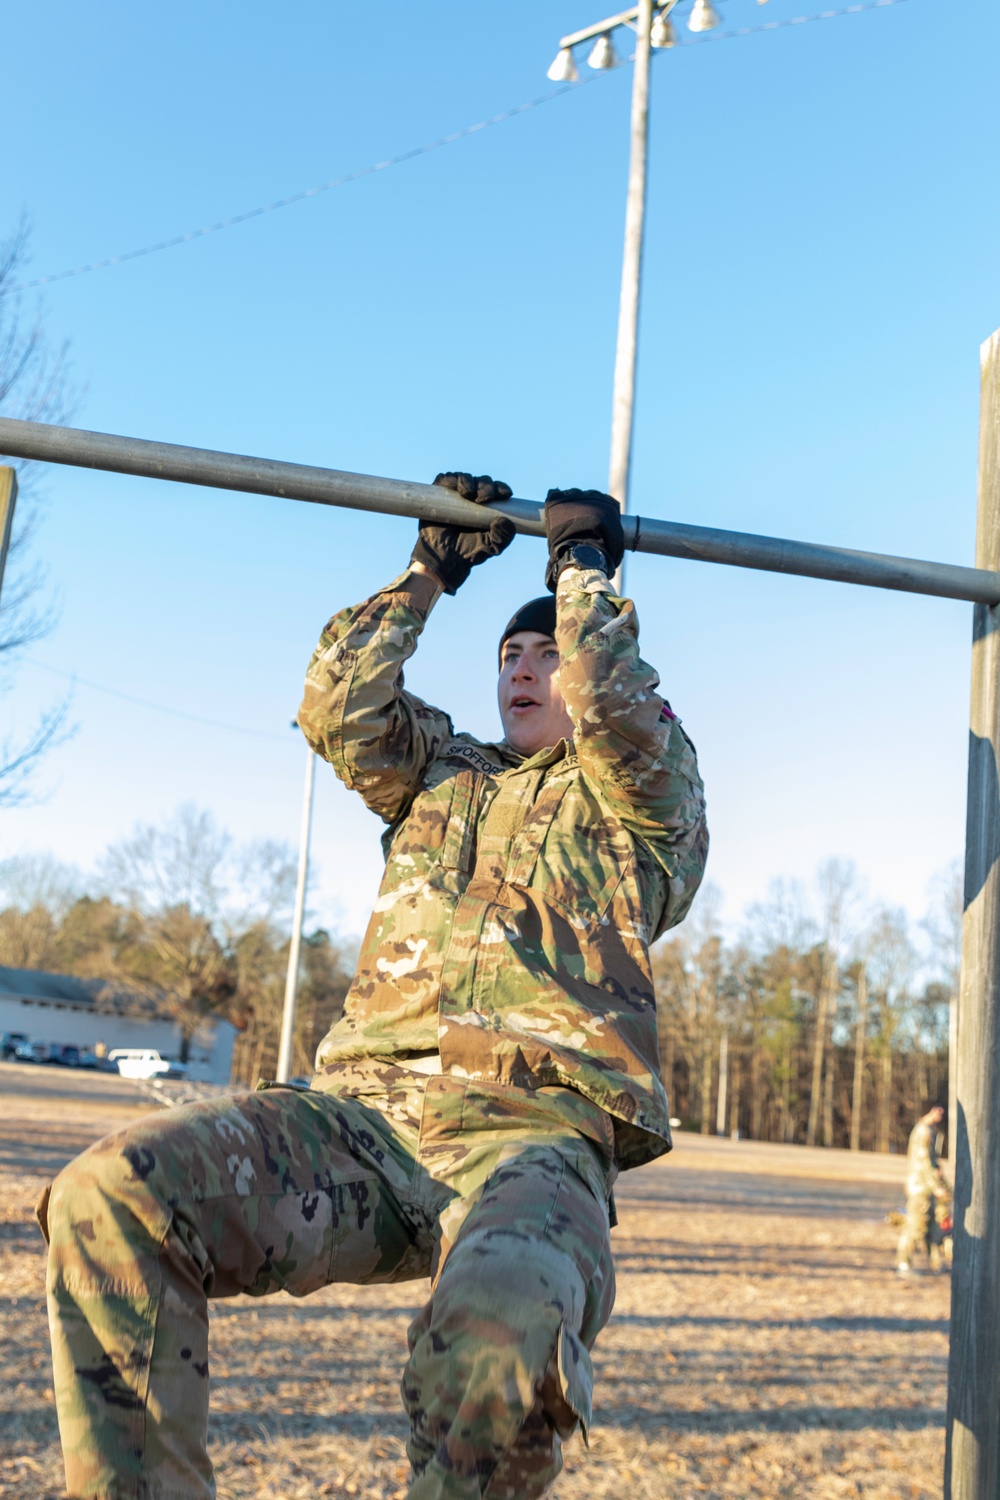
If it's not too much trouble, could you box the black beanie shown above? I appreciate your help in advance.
[498,597,557,668]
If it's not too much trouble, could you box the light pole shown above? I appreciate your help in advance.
[546,0,723,588]
[275,731,316,1083]
[608,0,655,574]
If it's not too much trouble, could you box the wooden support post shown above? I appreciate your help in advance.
[948,990,958,1162]
[0,466,18,602]
[945,328,1000,1499]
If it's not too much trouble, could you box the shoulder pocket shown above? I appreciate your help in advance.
[381,767,482,874]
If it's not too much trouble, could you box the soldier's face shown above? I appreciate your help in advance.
[498,630,575,756]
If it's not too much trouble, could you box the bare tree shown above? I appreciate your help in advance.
[0,216,78,803]
[100,806,233,920]
[744,876,814,955]
[740,882,814,1143]
[867,906,917,1152]
[806,859,861,1148]
[0,851,81,914]
[97,805,298,1057]
[0,852,81,968]
[652,883,728,1132]
[848,955,869,1151]
[101,806,296,927]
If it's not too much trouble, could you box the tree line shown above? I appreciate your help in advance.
[0,805,354,1085]
[653,859,960,1154]
[2,823,961,1151]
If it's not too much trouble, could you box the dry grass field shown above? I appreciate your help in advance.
[0,1065,950,1500]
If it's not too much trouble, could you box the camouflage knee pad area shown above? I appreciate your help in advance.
[404,1146,615,1500]
[38,1085,614,1500]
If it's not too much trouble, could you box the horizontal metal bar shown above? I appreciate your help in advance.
[560,7,639,49]
[1,415,996,605]
[558,0,676,50]
[628,513,1000,603]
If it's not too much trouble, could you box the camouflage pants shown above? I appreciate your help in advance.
[38,1074,616,1500]
[897,1191,943,1269]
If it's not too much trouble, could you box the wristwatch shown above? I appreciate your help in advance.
[547,542,610,591]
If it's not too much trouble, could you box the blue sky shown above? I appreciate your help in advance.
[2,0,997,941]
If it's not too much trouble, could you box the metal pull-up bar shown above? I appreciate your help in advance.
[0,413,997,606]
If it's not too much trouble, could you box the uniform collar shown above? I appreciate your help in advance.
[498,737,572,773]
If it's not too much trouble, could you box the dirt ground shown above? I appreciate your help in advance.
[0,1065,950,1499]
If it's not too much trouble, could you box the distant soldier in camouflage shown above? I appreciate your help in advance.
[39,478,707,1498]
[897,1100,948,1276]
[932,1182,954,1270]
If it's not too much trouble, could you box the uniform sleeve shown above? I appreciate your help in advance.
[297,565,454,825]
[554,564,708,933]
[927,1129,940,1175]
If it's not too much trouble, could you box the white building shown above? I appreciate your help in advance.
[0,965,237,1084]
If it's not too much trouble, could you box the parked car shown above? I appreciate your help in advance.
[14,1039,49,1064]
[1,1031,29,1060]
[48,1044,82,1067]
[107,1048,188,1081]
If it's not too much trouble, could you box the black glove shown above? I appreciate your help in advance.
[410,472,515,595]
[543,488,625,593]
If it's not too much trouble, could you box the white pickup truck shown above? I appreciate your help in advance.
[107,1048,187,1081]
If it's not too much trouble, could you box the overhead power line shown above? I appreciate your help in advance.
[18,0,914,295]
[25,655,296,743]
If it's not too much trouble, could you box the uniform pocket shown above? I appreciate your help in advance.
[441,769,480,871]
[384,767,481,874]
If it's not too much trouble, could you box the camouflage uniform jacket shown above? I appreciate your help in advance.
[298,562,708,1170]
[906,1118,943,1200]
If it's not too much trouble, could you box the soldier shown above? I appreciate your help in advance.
[897,1100,948,1276]
[37,478,707,1499]
[931,1184,954,1271]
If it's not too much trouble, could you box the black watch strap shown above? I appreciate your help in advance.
[545,542,609,592]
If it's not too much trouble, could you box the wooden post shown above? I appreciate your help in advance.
[948,990,958,1162]
[945,328,1000,1499]
[0,466,18,602]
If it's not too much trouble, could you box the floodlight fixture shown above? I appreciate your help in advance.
[650,9,677,46]
[547,46,579,81]
[588,32,620,68]
[688,0,721,30]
